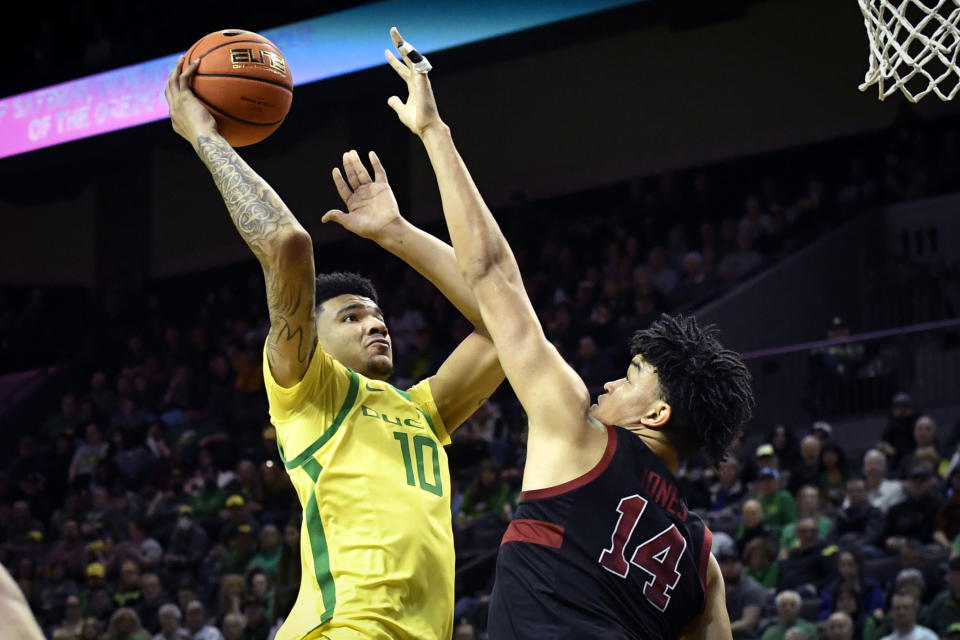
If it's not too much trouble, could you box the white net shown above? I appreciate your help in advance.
[858,0,960,102]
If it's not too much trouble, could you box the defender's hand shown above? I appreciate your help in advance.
[385,27,444,138]
[323,150,403,241]
[164,56,217,149]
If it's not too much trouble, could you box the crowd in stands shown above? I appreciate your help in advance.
[2,113,960,640]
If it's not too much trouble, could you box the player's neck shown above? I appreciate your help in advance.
[624,426,681,474]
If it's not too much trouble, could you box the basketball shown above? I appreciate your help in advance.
[184,29,293,147]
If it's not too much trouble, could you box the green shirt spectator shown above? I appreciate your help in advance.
[756,468,797,534]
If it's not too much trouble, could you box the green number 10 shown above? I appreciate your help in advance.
[393,431,443,497]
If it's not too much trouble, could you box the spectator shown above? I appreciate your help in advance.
[165,506,209,577]
[858,449,906,515]
[819,551,886,622]
[69,423,109,486]
[241,596,270,640]
[780,486,831,555]
[831,478,886,553]
[184,601,224,640]
[220,612,245,640]
[708,457,748,516]
[824,611,855,640]
[456,460,515,528]
[105,607,150,640]
[884,467,942,551]
[880,592,936,640]
[788,436,823,495]
[246,524,281,578]
[736,499,778,557]
[718,547,766,638]
[818,442,852,507]
[81,617,104,640]
[113,561,143,610]
[153,603,189,640]
[743,536,779,591]
[53,593,85,639]
[247,571,273,625]
[213,574,246,629]
[139,572,167,633]
[768,423,801,475]
[754,468,797,536]
[777,517,835,597]
[897,416,943,479]
[924,557,960,636]
[115,520,164,573]
[453,618,478,640]
[45,520,87,580]
[879,393,920,470]
[831,583,881,640]
[761,590,818,640]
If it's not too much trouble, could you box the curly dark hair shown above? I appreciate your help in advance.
[315,272,379,312]
[629,314,754,465]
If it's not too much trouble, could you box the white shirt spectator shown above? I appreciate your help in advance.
[191,625,224,640]
[879,625,938,640]
[868,479,906,514]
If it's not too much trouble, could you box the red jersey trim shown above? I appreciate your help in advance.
[698,526,713,592]
[500,518,565,549]
[518,424,618,502]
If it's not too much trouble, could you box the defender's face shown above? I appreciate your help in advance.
[317,294,393,380]
[590,357,662,426]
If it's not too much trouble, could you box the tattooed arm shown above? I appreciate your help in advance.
[165,57,316,387]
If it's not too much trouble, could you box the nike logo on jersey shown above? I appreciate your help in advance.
[365,383,383,392]
[360,405,424,430]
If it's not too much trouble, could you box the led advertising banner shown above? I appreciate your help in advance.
[0,0,638,160]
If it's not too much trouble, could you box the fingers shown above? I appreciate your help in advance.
[385,50,411,79]
[164,56,183,105]
[386,96,404,114]
[331,168,352,204]
[342,150,372,190]
[368,151,387,183]
[321,210,345,225]
[178,59,200,92]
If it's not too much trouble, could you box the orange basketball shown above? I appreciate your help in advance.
[185,29,293,147]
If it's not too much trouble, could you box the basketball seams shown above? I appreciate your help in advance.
[194,73,294,93]
[193,92,286,128]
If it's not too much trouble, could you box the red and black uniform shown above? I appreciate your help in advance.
[488,425,712,639]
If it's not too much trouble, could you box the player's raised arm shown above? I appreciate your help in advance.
[383,29,597,448]
[165,58,316,388]
[322,150,504,431]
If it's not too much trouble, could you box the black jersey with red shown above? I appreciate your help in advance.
[487,424,712,640]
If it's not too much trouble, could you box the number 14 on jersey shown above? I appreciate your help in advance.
[598,494,687,612]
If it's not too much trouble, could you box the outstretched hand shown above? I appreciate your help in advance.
[164,55,217,148]
[322,150,403,241]
[385,27,444,138]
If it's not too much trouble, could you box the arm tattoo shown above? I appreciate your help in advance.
[197,135,292,261]
[197,136,315,369]
[265,267,314,365]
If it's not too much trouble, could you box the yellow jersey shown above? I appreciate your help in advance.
[263,340,454,640]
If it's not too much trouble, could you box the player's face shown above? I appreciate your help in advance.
[317,294,393,380]
[590,357,666,427]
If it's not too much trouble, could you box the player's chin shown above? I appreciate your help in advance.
[366,354,394,379]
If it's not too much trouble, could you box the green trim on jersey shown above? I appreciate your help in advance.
[305,488,336,625]
[279,369,360,469]
[302,457,323,483]
[386,382,412,401]
[417,408,440,440]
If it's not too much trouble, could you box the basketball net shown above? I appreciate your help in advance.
[858,0,960,102]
